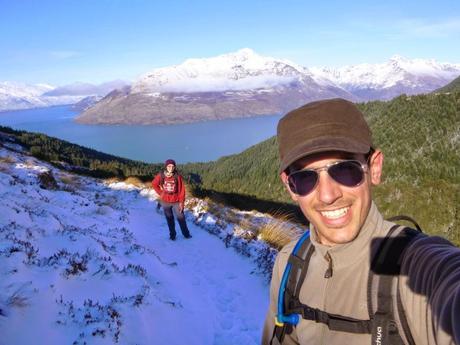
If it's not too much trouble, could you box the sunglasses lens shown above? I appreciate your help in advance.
[328,161,364,187]
[288,170,318,196]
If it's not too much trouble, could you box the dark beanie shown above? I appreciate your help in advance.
[277,98,372,173]
[164,159,176,167]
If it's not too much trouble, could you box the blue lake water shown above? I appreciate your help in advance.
[0,106,282,163]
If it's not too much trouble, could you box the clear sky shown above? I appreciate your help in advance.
[1,0,459,86]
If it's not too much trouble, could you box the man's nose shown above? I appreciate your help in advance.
[316,171,342,204]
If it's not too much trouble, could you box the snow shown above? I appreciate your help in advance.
[4,50,459,112]
[132,48,306,93]
[0,81,87,112]
[310,56,460,89]
[0,81,128,112]
[129,49,460,97]
[0,146,272,345]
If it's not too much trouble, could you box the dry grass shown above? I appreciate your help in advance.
[59,173,82,188]
[201,198,302,248]
[124,176,148,188]
[0,155,16,164]
[233,218,258,241]
[7,292,29,308]
[258,213,303,250]
[185,197,209,212]
[25,158,36,166]
[103,177,121,185]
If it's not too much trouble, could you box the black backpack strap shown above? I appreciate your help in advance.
[386,215,422,233]
[396,278,416,345]
[159,171,165,186]
[288,304,372,334]
[273,236,313,344]
[369,225,422,345]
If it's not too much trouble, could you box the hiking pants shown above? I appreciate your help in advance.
[161,201,190,238]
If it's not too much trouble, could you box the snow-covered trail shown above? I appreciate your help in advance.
[128,199,269,345]
[0,146,269,345]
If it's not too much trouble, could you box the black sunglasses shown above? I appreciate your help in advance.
[287,160,368,196]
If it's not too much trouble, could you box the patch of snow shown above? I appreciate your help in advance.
[0,144,293,344]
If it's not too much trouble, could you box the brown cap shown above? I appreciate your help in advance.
[277,98,372,172]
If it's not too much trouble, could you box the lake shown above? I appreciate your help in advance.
[0,105,282,163]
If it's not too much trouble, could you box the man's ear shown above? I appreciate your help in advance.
[280,171,298,202]
[369,149,384,185]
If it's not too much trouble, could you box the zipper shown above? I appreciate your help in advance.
[320,252,333,345]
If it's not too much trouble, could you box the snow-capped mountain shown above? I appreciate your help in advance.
[77,49,355,125]
[0,80,129,112]
[133,48,311,93]
[0,82,54,111]
[4,50,459,120]
[310,55,460,100]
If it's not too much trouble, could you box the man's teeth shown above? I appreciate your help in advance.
[321,207,349,219]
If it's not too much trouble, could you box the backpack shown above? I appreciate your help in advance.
[159,171,179,194]
[271,216,424,345]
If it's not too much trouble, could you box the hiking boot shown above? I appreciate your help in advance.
[184,234,192,239]
[169,236,176,241]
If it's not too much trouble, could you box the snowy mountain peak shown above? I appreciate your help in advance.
[310,55,460,98]
[0,80,129,112]
[0,81,54,98]
[133,49,307,93]
[386,55,460,76]
[185,47,259,65]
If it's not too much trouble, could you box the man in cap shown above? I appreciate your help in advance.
[262,98,460,344]
[152,159,192,241]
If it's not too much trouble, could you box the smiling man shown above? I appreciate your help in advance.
[262,99,460,345]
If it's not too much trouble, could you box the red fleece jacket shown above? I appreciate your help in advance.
[151,173,186,204]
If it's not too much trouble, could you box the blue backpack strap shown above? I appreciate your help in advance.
[272,231,312,344]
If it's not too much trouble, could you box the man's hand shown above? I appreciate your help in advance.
[179,202,185,213]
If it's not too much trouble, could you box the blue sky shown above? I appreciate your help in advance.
[1,0,459,86]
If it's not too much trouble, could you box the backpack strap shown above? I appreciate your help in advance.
[272,233,313,344]
[369,225,423,345]
[274,233,373,343]
[159,171,165,187]
[274,219,423,345]
[386,215,422,232]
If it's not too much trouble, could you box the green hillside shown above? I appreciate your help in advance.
[183,92,460,244]
[436,75,460,93]
[1,92,458,244]
[0,126,163,178]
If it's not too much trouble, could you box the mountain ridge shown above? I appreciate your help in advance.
[0,80,129,112]
[76,49,460,125]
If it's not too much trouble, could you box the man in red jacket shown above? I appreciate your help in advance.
[152,159,192,241]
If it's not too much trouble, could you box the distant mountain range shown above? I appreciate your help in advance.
[76,49,460,125]
[311,55,460,100]
[0,80,128,112]
[2,49,459,124]
[76,49,355,125]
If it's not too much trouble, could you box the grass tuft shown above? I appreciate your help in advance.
[258,212,303,250]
